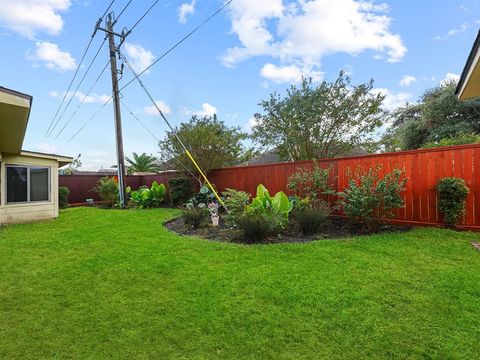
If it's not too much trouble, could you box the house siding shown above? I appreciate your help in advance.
[0,153,59,225]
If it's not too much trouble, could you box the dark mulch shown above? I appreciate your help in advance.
[165,216,411,244]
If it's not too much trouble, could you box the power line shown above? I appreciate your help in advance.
[120,98,202,184]
[114,0,134,25]
[67,96,112,143]
[44,0,117,138]
[119,0,234,92]
[54,60,111,140]
[101,0,116,19]
[121,98,159,141]
[126,0,160,35]
[66,0,234,147]
[47,38,107,138]
[119,50,225,205]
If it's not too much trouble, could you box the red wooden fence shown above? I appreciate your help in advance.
[60,144,480,229]
[208,144,480,230]
[59,173,182,204]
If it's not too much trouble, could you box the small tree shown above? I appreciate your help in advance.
[437,177,469,228]
[159,115,253,174]
[338,167,407,231]
[252,72,385,161]
[287,164,336,202]
[125,152,161,175]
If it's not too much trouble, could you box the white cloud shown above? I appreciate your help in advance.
[181,103,218,117]
[49,90,110,104]
[144,100,172,116]
[260,63,323,83]
[399,75,417,87]
[441,72,460,84]
[29,41,76,71]
[36,142,58,154]
[124,43,155,74]
[434,23,469,40]
[222,0,406,79]
[372,88,412,111]
[196,103,217,116]
[178,0,195,24]
[0,0,71,38]
[245,116,261,132]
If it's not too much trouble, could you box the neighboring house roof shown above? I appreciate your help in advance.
[456,29,480,100]
[242,147,370,166]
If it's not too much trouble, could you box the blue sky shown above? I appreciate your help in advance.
[0,0,479,170]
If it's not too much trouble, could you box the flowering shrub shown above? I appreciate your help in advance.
[338,167,407,231]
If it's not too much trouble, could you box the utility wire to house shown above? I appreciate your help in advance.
[118,49,225,205]
[47,38,107,138]
[57,0,161,141]
[54,60,111,140]
[119,0,234,93]
[45,0,117,139]
[120,98,203,184]
[65,0,234,142]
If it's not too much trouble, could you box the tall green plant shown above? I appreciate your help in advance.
[126,181,166,209]
[246,184,293,228]
[338,167,407,230]
[437,177,469,227]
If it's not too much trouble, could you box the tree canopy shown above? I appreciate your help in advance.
[125,152,161,175]
[158,115,252,174]
[383,81,480,150]
[251,72,386,161]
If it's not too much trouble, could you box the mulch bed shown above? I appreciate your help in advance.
[165,216,411,244]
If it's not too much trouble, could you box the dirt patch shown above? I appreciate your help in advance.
[165,216,411,244]
[472,242,480,251]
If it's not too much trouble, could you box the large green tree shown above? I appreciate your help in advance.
[125,152,161,175]
[383,80,480,150]
[251,72,386,161]
[158,115,252,174]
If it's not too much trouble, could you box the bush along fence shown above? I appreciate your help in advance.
[60,143,480,229]
[59,172,184,204]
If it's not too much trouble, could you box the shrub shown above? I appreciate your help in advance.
[237,211,279,243]
[222,188,250,227]
[246,184,293,229]
[182,207,208,229]
[437,177,469,227]
[293,201,330,235]
[168,178,195,206]
[186,185,217,208]
[287,164,336,201]
[92,177,119,208]
[338,167,407,231]
[422,133,480,149]
[126,181,166,209]
[58,186,70,209]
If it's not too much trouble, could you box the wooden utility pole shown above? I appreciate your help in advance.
[104,14,126,207]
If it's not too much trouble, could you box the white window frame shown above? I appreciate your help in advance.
[5,165,51,204]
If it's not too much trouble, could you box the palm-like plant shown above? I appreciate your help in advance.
[125,152,162,175]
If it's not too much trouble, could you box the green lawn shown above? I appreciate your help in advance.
[0,208,479,359]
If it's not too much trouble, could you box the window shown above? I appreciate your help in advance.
[6,166,50,203]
